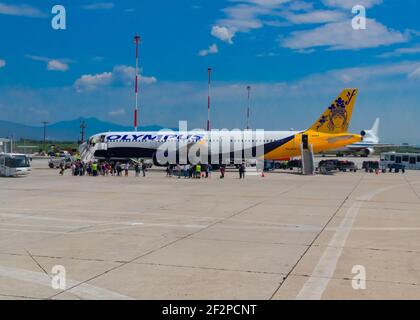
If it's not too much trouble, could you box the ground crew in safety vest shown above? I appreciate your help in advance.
[92,162,98,176]
[196,163,201,179]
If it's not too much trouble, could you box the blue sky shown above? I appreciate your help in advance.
[0,0,419,143]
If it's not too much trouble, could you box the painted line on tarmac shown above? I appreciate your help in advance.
[0,212,109,224]
[0,265,133,300]
[295,201,362,300]
[0,221,209,236]
[0,222,77,229]
[326,227,420,231]
[0,221,322,235]
[0,214,324,234]
[0,207,223,221]
[0,210,325,233]
[296,183,407,300]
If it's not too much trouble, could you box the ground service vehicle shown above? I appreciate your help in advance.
[318,159,357,174]
[48,156,73,169]
[0,153,31,177]
[362,161,380,172]
[380,152,420,170]
[337,160,357,172]
[385,163,406,173]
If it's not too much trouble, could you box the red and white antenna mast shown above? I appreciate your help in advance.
[134,35,141,131]
[207,67,212,131]
[246,85,251,130]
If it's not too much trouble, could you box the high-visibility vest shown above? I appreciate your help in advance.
[92,163,98,171]
[196,165,201,172]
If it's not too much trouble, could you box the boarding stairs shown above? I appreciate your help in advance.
[79,142,107,163]
[300,143,315,175]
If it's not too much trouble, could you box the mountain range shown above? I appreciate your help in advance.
[0,118,166,141]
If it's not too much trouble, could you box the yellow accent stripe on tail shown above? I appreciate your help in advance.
[309,89,358,134]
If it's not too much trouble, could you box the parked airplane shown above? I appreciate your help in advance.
[333,118,385,157]
[80,89,363,165]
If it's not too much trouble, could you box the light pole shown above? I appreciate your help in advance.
[41,121,49,152]
[80,120,86,144]
[207,67,212,131]
[134,35,141,131]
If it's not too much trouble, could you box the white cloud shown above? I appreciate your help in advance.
[408,29,420,37]
[282,10,346,24]
[81,2,115,10]
[198,44,219,56]
[75,65,157,92]
[287,1,313,11]
[408,67,420,79]
[0,59,5,68]
[322,0,382,9]
[210,0,290,43]
[209,0,407,55]
[26,55,71,72]
[47,60,69,72]
[0,2,46,18]
[218,4,270,32]
[257,52,279,57]
[75,72,113,92]
[211,26,235,44]
[113,65,135,85]
[112,65,157,85]
[302,61,420,84]
[377,46,420,58]
[281,19,407,51]
[108,108,126,117]
[234,0,291,8]
[26,55,50,62]
[140,75,158,85]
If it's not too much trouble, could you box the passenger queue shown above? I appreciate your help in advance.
[60,159,247,179]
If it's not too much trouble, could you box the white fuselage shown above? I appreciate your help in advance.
[335,140,377,152]
[86,130,300,162]
[334,118,380,156]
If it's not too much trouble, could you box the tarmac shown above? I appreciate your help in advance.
[1,157,420,300]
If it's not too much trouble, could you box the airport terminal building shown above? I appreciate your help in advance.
[0,138,12,153]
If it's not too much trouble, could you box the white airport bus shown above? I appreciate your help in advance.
[0,153,31,177]
[380,152,420,170]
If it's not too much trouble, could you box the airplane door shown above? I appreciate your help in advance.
[396,156,402,164]
[302,134,309,150]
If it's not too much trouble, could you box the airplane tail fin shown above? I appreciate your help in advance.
[308,89,358,134]
[363,118,380,143]
[370,118,380,138]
